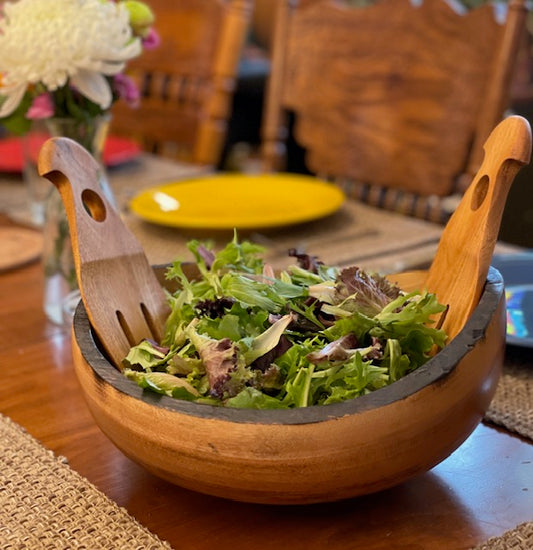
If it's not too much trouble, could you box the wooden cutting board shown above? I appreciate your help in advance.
[0,226,43,272]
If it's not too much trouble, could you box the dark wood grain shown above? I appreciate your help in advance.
[0,244,531,548]
[261,0,528,198]
[38,138,170,368]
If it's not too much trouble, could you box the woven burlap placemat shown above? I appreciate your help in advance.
[473,522,533,550]
[484,346,532,441]
[0,414,172,550]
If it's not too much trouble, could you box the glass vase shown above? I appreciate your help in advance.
[41,114,115,326]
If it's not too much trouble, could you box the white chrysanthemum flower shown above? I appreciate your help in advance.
[0,0,142,117]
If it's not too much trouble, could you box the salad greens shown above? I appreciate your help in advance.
[123,234,447,409]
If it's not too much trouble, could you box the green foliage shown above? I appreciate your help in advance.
[124,237,448,409]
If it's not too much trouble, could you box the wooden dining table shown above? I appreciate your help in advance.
[0,153,531,549]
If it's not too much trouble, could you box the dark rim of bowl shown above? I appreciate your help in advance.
[73,267,504,425]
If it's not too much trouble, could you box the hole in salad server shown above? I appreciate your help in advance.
[81,189,106,222]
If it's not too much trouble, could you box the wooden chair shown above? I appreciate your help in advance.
[261,0,528,222]
[111,0,252,166]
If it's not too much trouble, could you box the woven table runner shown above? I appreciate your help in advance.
[484,346,532,441]
[0,414,172,550]
[473,522,533,550]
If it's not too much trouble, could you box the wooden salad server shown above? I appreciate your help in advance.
[418,115,530,341]
[38,137,171,369]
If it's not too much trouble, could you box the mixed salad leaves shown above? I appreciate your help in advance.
[123,235,447,409]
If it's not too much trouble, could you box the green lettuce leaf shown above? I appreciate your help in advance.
[123,235,449,409]
[124,370,199,400]
[226,387,287,409]
[122,340,174,371]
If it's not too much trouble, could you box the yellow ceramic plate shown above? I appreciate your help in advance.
[129,173,345,229]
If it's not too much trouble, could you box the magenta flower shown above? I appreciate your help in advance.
[26,93,54,119]
[142,27,160,50]
[113,73,141,108]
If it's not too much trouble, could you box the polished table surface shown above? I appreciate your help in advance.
[0,155,531,549]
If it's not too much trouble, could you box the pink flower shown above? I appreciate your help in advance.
[26,93,54,119]
[142,27,160,50]
[113,73,140,108]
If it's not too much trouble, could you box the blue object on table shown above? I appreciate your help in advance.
[492,251,533,348]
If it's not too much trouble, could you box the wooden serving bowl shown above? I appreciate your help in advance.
[71,266,505,505]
